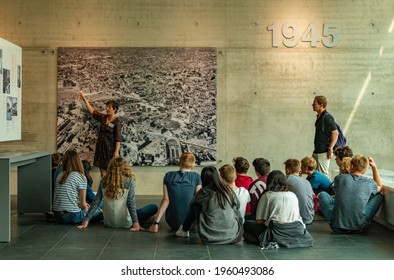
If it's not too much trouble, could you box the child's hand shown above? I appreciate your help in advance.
[368,157,376,168]
[130,223,143,232]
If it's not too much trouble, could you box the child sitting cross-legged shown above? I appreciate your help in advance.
[175,166,243,245]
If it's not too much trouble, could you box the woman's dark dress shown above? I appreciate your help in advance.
[92,111,122,170]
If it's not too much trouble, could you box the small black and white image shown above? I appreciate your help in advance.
[6,97,16,121]
[6,96,17,120]
[11,97,18,116]
[17,64,21,88]
[3,68,10,94]
[57,47,217,166]
[0,49,3,75]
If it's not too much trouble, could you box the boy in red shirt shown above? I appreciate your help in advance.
[233,157,254,214]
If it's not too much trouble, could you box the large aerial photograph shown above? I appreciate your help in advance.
[57,47,217,166]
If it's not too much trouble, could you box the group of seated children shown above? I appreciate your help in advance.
[51,146,384,248]
[52,150,157,228]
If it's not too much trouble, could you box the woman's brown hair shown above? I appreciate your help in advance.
[59,149,84,184]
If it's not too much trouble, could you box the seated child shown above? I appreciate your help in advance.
[233,156,254,214]
[318,156,384,233]
[176,166,243,245]
[243,170,313,249]
[301,156,333,195]
[248,158,271,220]
[78,157,158,230]
[219,164,250,222]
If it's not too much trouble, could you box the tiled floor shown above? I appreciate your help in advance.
[1,195,394,260]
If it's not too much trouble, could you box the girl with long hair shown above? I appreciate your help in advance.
[176,166,243,244]
[243,170,313,249]
[53,150,102,224]
[78,157,158,230]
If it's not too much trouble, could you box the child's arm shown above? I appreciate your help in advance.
[127,181,142,232]
[149,185,170,233]
[369,157,383,193]
[79,189,89,210]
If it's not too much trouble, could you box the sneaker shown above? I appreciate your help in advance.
[176,225,190,238]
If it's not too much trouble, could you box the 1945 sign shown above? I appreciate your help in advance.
[267,23,339,48]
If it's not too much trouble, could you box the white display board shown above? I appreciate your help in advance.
[0,38,22,142]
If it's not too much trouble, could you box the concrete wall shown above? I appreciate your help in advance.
[1,0,393,194]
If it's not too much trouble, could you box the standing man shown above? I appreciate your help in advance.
[312,96,339,176]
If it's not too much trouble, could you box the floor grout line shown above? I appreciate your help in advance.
[206,245,211,260]
[96,229,116,260]
[39,225,77,260]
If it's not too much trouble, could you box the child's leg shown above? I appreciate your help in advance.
[318,192,335,222]
[137,204,159,224]
[364,193,384,222]
[89,208,104,223]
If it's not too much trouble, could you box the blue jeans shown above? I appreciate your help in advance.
[136,204,158,224]
[318,192,335,222]
[364,194,384,221]
[318,192,384,223]
[54,208,103,224]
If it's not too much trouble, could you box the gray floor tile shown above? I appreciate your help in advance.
[312,247,377,260]
[41,248,104,260]
[154,247,210,260]
[263,247,321,260]
[209,243,267,260]
[107,230,158,248]
[0,246,49,260]
[99,246,156,260]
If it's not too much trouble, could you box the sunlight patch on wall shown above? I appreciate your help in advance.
[343,71,371,134]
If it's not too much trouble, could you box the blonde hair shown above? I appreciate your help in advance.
[219,164,237,184]
[340,157,351,174]
[104,157,135,199]
[350,155,369,174]
[301,156,317,171]
[179,152,196,169]
[284,158,301,174]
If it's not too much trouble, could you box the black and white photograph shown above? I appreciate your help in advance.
[57,47,217,166]
[17,64,21,88]
[3,68,10,94]
[5,97,14,120]
[11,97,17,116]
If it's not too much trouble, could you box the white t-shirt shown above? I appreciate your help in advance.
[234,187,251,221]
[256,191,303,227]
